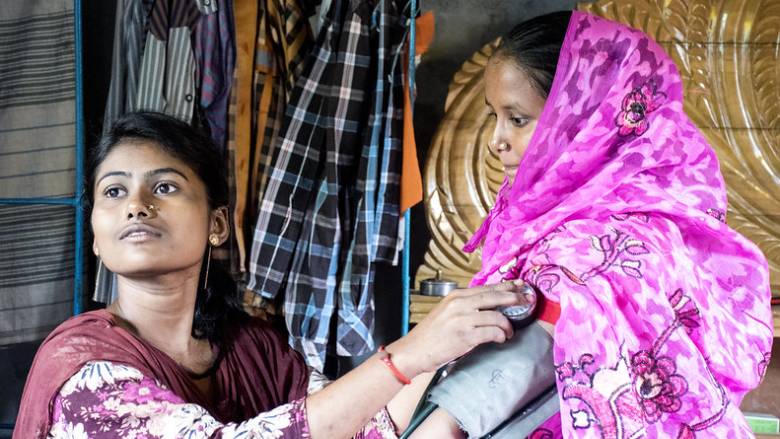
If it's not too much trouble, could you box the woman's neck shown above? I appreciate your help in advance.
[109,268,203,357]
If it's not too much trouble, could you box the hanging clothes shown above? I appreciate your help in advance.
[104,0,223,130]
[103,0,153,132]
[247,0,408,370]
[135,0,217,122]
[194,0,235,153]
[335,0,406,355]
[227,0,315,276]
[0,0,77,344]
[397,12,430,215]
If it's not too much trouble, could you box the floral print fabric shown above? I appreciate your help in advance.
[48,361,398,438]
[466,11,773,439]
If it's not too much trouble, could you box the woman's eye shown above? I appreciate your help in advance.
[104,187,125,198]
[511,116,529,127]
[154,182,178,195]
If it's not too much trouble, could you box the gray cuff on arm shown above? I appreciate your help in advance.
[428,322,556,438]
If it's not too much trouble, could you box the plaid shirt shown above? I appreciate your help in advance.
[226,0,314,276]
[248,0,406,369]
[335,0,405,355]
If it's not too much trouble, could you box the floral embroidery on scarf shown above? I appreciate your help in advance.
[560,266,585,285]
[668,288,700,332]
[498,256,521,280]
[616,81,667,137]
[583,228,650,281]
[630,351,688,422]
[529,427,555,438]
[557,352,644,437]
[524,264,562,294]
[705,208,726,223]
[553,288,733,438]
[610,212,650,223]
[758,352,772,381]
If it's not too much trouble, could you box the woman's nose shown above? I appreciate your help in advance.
[489,123,510,155]
[488,137,510,155]
[126,194,156,220]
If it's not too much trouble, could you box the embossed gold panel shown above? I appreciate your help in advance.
[416,0,780,295]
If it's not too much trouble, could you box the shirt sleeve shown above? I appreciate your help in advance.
[48,361,398,439]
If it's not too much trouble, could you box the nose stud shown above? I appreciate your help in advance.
[146,204,158,218]
[490,140,509,153]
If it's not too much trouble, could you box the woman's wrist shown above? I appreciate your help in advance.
[382,340,425,381]
[378,346,413,385]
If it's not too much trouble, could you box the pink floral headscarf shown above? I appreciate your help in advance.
[466,11,773,438]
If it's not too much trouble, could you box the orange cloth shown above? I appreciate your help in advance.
[414,11,435,55]
[231,0,259,271]
[400,11,435,213]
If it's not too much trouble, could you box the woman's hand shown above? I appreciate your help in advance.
[306,281,533,439]
[386,281,532,378]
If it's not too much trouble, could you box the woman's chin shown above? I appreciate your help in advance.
[103,257,184,279]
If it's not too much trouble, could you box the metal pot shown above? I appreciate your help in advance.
[419,270,458,297]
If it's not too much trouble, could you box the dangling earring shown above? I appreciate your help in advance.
[204,234,219,290]
[94,257,105,297]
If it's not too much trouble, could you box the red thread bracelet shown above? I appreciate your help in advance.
[378,345,412,385]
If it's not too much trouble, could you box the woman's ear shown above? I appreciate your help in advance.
[92,239,99,257]
[209,206,230,246]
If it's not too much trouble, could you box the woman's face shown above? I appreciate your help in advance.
[484,57,547,183]
[91,140,225,277]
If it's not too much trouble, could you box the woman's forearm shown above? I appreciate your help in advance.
[306,283,526,439]
[306,342,420,439]
[385,369,435,431]
[408,408,465,439]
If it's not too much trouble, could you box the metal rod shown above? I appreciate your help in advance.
[73,0,85,315]
[402,211,410,335]
[401,0,417,336]
[0,197,77,206]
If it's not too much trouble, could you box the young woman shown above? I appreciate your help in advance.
[455,10,773,438]
[14,112,532,438]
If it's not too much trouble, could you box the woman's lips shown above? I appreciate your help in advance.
[119,224,162,242]
[122,231,161,242]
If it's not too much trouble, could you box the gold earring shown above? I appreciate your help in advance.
[203,234,218,290]
[496,142,509,152]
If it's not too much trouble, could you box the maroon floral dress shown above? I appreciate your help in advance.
[47,361,398,438]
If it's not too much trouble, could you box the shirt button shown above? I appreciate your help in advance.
[203,0,211,5]
[185,94,193,102]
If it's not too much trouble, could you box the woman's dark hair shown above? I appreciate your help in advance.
[493,11,572,98]
[85,111,248,345]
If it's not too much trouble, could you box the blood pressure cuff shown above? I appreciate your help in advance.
[428,322,556,438]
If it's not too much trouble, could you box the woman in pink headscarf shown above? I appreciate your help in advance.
[458,10,773,438]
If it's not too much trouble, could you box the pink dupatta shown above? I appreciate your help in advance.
[466,11,774,438]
